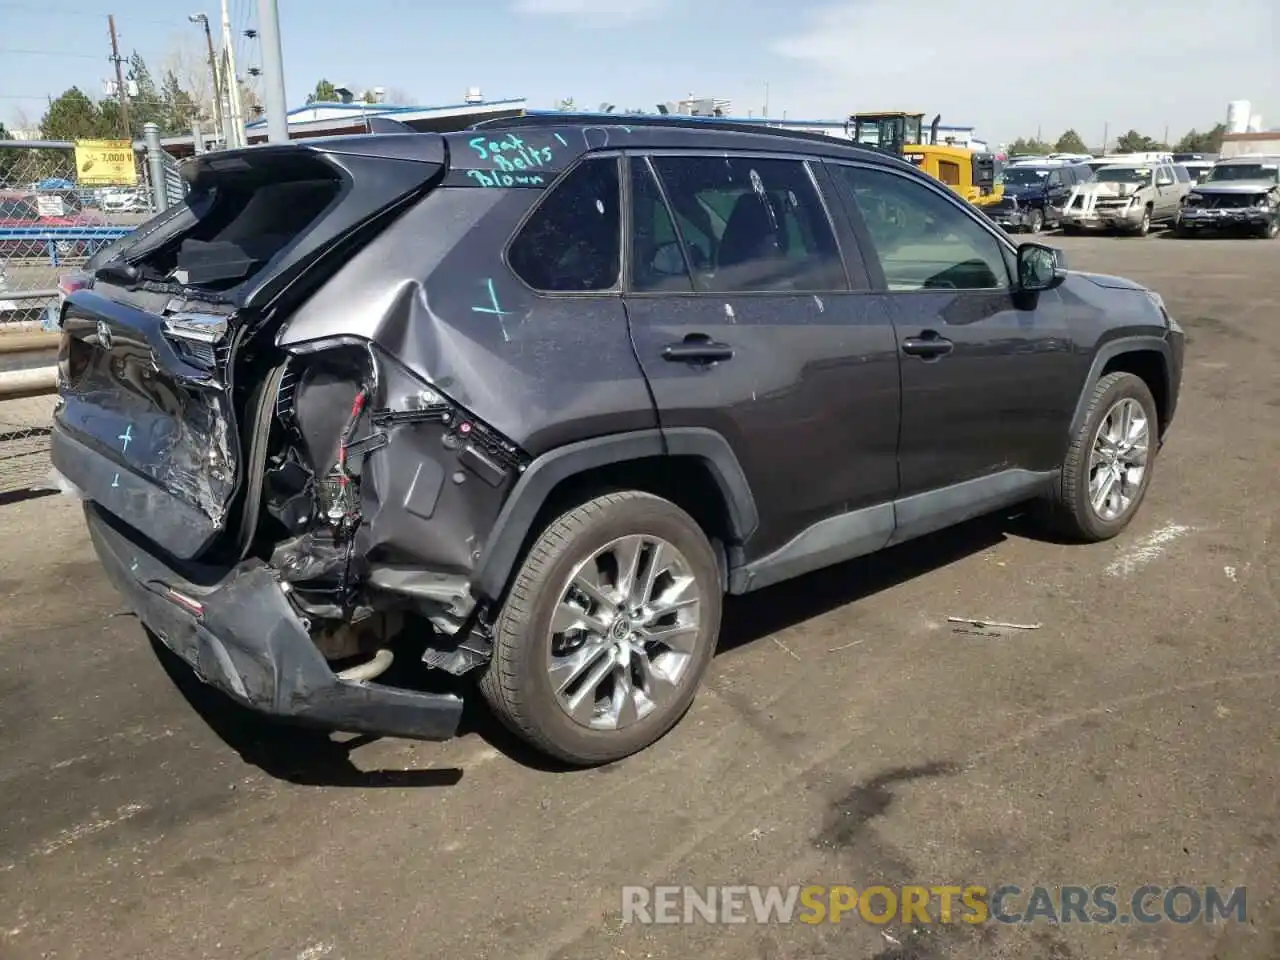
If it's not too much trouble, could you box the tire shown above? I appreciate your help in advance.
[1027,208,1044,233]
[478,491,723,766]
[1258,219,1279,239]
[1134,207,1151,237]
[1043,371,1159,542]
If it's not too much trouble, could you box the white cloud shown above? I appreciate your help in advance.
[511,0,670,21]
[773,0,1278,143]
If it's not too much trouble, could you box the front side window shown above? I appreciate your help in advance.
[507,156,621,292]
[832,164,1009,292]
[645,154,846,293]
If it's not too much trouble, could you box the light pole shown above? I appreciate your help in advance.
[189,13,224,142]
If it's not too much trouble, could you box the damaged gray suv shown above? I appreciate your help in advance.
[52,115,1185,765]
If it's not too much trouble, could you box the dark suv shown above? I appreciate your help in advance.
[52,116,1184,766]
[988,162,1093,232]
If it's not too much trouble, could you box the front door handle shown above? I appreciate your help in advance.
[662,335,734,364]
[901,331,954,359]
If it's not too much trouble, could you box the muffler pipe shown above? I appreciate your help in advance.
[336,648,394,683]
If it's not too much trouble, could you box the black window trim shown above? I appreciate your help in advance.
[500,150,627,299]
[620,147,855,299]
[823,157,1018,295]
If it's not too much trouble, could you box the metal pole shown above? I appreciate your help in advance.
[191,119,205,154]
[107,15,132,138]
[221,0,246,147]
[143,123,168,212]
[195,15,225,139]
[257,0,289,143]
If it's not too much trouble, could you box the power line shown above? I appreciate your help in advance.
[0,47,106,60]
[0,1,175,24]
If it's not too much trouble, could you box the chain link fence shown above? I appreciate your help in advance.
[0,135,186,495]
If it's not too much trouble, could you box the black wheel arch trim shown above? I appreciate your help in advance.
[473,427,757,601]
[1068,335,1173,441]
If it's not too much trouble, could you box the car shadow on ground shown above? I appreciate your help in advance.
[152,508,1050,784]
[146,631,464,788]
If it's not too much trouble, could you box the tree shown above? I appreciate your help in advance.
[1174,123,1226,154]
[1114,129,1160,153]
[40,87,109,140]
[306,79,340,104]
[1054,129,1088,153]
[555,97,576,111]
[161,69,201,133]
[1007,136,1051,155]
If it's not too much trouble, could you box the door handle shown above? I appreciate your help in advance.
[901,331,953,359]
[662,335,734,364]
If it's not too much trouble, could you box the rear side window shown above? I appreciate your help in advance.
[647,154,846,293]
[507,156,621,292]
[1173,164,1191,183]
[630,158,693,293]
[937,160,961,186]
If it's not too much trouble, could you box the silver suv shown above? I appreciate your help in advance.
[1062,161,1191,235]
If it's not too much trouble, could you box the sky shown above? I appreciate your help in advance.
[1,0,1276,145]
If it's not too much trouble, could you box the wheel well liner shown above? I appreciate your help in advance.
[1069,337,1173,441]
[472,428,757,601]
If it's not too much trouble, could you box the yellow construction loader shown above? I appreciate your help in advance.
[847,111,1004,206]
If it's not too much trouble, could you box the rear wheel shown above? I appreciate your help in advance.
[1043,372,1158,542]
[479,491,722,766]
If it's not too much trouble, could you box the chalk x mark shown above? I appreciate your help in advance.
[470,278,513,342]
[117,423,132,453]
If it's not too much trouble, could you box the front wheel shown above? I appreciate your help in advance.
[1258,219,1279,239]
[1042,372,1159,542]
[1027,209,1044,233]
[479,491,723,766]
[1133,207,1152,236]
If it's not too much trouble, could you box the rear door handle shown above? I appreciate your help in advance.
[901,331,954,359]
[662,337,734,364]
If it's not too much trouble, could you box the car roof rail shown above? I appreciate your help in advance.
[470,111,875,152]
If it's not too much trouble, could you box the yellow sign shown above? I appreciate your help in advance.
[73,139,137,186]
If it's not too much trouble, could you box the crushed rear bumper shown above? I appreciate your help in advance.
[85,502,464,741]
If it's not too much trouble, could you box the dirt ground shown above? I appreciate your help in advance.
[0,231,1276,960]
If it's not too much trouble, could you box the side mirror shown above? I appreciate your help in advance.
[1017,242,1067,292]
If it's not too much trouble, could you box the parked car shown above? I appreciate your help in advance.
[51,117,1185,765]
[1174,156,1280,238]
[98,187,150,214]
[1060,161,1190,235]
[986,162,1093,232]
[0,190,108,259]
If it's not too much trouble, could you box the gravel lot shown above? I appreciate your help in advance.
[0,231,1276,960]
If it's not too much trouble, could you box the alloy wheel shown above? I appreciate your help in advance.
[1089,398,1150,522]
[546,535,703,731]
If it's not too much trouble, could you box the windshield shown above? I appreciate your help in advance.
[1206,163,1280,183]
[1004,167,1050,186]
[0,198,40,220]
[1096,167,1153,185]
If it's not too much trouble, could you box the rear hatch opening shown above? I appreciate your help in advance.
[53,137,447,570]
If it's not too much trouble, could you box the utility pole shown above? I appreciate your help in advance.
[220,0,245,147]
[1102,122,1109,154]
[763,81,769,119]
[107,15,131,139]
[257,0,289,143]
[189,14,224,142]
